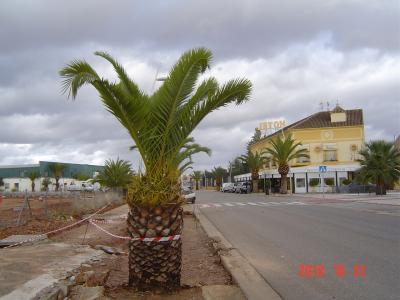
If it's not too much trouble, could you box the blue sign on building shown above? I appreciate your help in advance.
[319,165,327,173]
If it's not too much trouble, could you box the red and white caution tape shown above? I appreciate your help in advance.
[2,204,110,249]
[88,219,180,242]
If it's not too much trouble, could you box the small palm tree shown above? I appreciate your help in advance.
[41,177,51,191]
[192,171,203,190]
[264,134,309,194]
[93,158,133,191]
[356,140,400,195]
[60,48,252,289]
[27,171,38,192]
[48,163,66,191]
[239,151,268,193]
[212,167,228,190]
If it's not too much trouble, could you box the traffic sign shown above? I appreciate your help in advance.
[319,165,327,173]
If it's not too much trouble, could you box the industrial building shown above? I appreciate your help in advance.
[0,161,104,192]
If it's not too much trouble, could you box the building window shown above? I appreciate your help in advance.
[296,178,306,188]
[14,183,19,191]
[324,150,337,161]
[296,152,310,164]
[5,183,10,190]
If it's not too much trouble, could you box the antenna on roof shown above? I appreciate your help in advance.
[319,101,324,111]
[326,101,330,111]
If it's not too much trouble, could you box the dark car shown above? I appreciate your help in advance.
[235,182,251,194]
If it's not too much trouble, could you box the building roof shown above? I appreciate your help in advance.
[253,107,363,145]
[0,161,104,179]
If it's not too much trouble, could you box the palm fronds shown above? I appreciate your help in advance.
[60,48,252,205]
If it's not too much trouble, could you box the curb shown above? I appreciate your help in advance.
[193,207,282,300]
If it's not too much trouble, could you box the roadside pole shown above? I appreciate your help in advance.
[319,165,327,198]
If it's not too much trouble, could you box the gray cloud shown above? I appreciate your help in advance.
[0,0,399,171]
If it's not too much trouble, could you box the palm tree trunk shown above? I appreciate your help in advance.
[55,177,60,191]
[280,175,288,194]
[195,180,199,190]
[127,203,183,290]
[252,179,258,193]
[376,181,386,195]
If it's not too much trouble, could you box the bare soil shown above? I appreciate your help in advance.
[51,212,231,299]
[0,199,122,240]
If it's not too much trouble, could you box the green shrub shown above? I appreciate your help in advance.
[309,178,320,187]
[341,178,352,185]
[324,178,335,186]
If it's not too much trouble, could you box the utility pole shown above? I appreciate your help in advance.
[230,161,232,183]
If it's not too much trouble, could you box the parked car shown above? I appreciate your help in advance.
[182,187,196,204]
[221,182,235,192]
[66,182,97,192]
[235,182,251,194]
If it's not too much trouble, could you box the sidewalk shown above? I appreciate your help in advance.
[0,205,129,299]
[292,193,400,205]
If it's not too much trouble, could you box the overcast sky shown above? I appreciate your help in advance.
[1,0,399,171]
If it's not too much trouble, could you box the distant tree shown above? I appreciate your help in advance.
[231,156,250,177]
[42,177,51,191]
[239,151,269,193]
[192,171,203,190]
[264,134,309,194]
[93,158,133,191]
[212,167,228,190]
[48,163,66,191]
[72,172,91,181]
[0,177,4,192]
[27,171,39,192]
[246,127,262,152]
[356,140,400,195]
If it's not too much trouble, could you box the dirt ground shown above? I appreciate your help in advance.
[51,211,232,299]
[0,201,122,240]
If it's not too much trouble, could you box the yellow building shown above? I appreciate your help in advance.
[235,105,365,193]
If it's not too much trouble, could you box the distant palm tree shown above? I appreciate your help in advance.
[192,171,203,190]
[60,48,252,289]
[48,163,66,191]
[356,140,400,195]
[27,171,38,192]
[239,151,268,193]
[212,167,228,190]
[93,158,133,191]
[264,134,309,194]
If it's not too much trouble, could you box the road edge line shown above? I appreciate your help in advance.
[193,207,282,300]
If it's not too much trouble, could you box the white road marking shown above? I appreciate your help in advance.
[199,201,307,209]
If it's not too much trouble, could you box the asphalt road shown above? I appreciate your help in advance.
[195,191,400,300]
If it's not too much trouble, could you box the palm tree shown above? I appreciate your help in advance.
[239,151,268,193]
[264,134,309,194]
[48,163,66,191]
[93,158,133,191]
[192,171,203,190]
[212,166,228,190]
[356,140,400,195]
[27,171,38,192]
[60,48,252,290]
